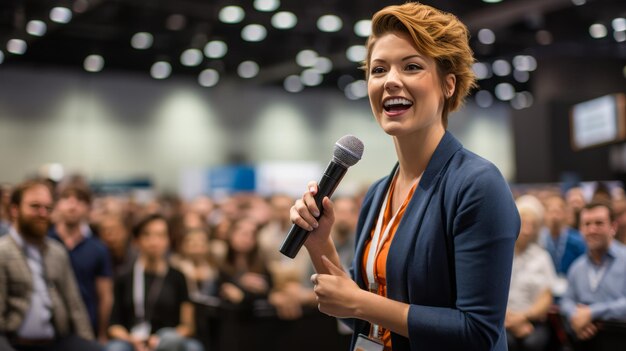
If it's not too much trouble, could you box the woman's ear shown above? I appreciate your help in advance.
[445,73,456,98]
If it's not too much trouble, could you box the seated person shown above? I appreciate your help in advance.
[106,214,203,351]
[506,196,556,351]
[560,202,626,350]
[0,179,99,351]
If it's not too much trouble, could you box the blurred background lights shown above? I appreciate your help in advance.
[50,7,72,24]
[589,23,607,38]
[131,32,153,49]
[346,45,366,63]
[7,39,27,55]
[313,57,333,74]
[344,80,367,100]
[472,62,491,80]
[284,75,304,93]
[238,60,259,78]
[571,0,586,6]
[219,6,245,24]
[241,24,267,42]
[513,69,530,83]
[165,14,186,31]
[204,40,227,58]
[512,55,537,72]
[354,19,372,37]
[511,91,534,110]
[615,31,626,43]
[317,15,343,32]
[271,11,297,29]
[198,69,219,87]
[478,28,496,44]
[475,90,493,108]
[495,82,515,101]
[300,68,323,86]
[492,59,511,76]
[26,20,47,37]
[612,18,626,32]
[254,0,280,12]
[296,49,318,67]
[83,54,104,72]
[180,48,203,66]
[483,0,503,3]
[150,61,171,79]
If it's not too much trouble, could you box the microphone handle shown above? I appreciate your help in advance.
[279,161,348,258]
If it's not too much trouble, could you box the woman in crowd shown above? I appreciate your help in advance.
[290,3,520,350]
[170,228,220,300]
[106,214,203,351]
[506,195,556,351]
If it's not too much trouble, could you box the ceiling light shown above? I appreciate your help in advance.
[50,7,72,24]
[26,20,47,37]
[271,11,297,29]
[7,39,27,55]
[151,61,171,79]
[241,24,267,42]
[198,69,219,87]
[204,40,227,58]
[219,6,245,24]
[495,83,515,101]
[131,32,153,49]
[314,57,333,74]
[296,49,318,67]
[300,69,323,86]
[254,0,280,12]
[472,62,491,80]
[345,80,367,100]
[354,19,372,37]
[180,48,203,66]
[512,55,537,72]
[317,15,343,32]
[589,23,607,39]
[477,28,496,45]
[238,60,259,78]
[511,91,534,110]
[284,75,304,93]
[612,18,626,32]
[615,31,626,42]
[492,59,511,76]
[84,54,104,72]
[571,0,586,5]
[513,69,530,83]
[346,45,366,63]
[475,90,493,108]
[482,0,502,3]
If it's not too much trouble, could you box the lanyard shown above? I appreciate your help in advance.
[588,258,610,292]
[133,259,167,322]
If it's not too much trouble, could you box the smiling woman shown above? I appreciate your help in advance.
[290,3,520,351]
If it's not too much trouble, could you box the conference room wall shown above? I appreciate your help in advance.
[0,66,514,192]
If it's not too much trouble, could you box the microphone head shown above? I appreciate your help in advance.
[333,135,364,168]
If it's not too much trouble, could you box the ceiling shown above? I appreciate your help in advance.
[0,0,624,98]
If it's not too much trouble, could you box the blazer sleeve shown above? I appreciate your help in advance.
[58,248,95,340]
[407,164,520,350]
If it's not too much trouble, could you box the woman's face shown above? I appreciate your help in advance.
[136,219,170,259]
[367,31,454,138]
[229,220,258,254]
[517,210,539,247]
[182,231,210,258]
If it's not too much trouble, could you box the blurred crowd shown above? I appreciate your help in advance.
[1,175,625,351]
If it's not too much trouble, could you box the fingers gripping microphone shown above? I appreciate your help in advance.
[280,135,364,258]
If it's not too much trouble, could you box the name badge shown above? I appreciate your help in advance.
[353,334,384,351]
[130,321,151,341]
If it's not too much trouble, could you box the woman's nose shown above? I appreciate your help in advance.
[384,68,402,91]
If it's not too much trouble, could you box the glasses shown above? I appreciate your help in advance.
[27,203,54,214]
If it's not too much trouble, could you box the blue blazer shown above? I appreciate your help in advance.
[349,132,520,350]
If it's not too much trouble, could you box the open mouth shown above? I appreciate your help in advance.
[383,97,413,112]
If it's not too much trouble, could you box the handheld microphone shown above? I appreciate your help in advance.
[279,135,364,258]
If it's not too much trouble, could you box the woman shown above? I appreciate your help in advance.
[290,3,520,351]
[506,196,556,351]
[170,228,220,299]
[106,214,203,351]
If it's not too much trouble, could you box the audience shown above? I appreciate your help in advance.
[0,183,12,236]
[560,202,626,350]
[0,179,100,351]
[98,214,138,277]
[170,228,220,300]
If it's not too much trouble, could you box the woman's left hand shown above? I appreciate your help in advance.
[311,255,364,318]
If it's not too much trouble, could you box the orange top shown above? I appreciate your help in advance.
[362,175,418,350]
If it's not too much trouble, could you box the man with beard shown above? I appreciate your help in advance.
[49,183,113,343]
[0,179,100,351]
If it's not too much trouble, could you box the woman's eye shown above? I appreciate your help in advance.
[406,63,422,71]
[371,67,385,74]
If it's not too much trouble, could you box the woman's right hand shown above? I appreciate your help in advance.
[290,181,335,250]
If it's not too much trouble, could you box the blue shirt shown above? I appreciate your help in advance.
[560,243,626,322]
[539,227,586,275]
[49,226,112,331]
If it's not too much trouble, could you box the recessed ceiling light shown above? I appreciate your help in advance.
[612,18,626,32]
[241,24,267,42]
[314,57,333,74]
[492,59,511,76]
[475,90,493,108]
[131,32,153,50]
[512,55,537,71]
[7,39,27,55]
[296,49,318,67]
[151,61,172,79]
[180,48,203,66]
[354,19,371,37]
[254,0,280,12]
[482,0,502,3]
[84,54,104,72]
[344,80,367,100]
[589,23,607,39]
[495,83,515,101]
[271,11,297,29]
[26,20,47,37]
[219,6,245,24]
[615,31,626,42]
[204,41,228,58]
[346,45,366,63]
[478,28,496,44]
[198,69,220,87]
[513,69,530,83]
[284,75,304,93]
[317,15,343,32]
[300,69,323,86]
[50,7,72,24]
[238,60,259,78]
[472,62,491,80]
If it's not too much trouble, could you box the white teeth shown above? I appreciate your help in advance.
[383,98,413,107]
